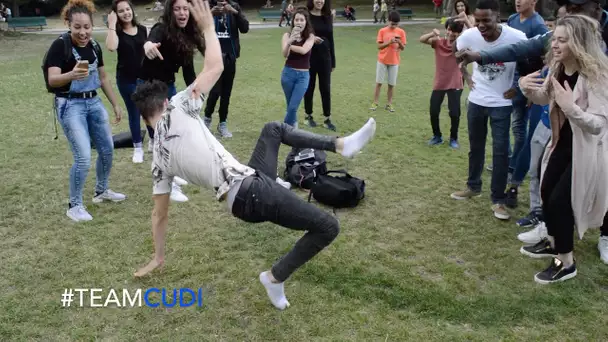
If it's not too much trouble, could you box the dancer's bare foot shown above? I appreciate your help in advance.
[134,258,164,277]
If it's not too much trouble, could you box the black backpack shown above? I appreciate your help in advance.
[42,32,101,93]
[284,148,327,189]
[307,170,366,209]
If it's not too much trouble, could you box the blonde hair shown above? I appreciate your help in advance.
[545,14,608,88]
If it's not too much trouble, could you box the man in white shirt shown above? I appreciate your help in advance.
[450,0,527,220]
[130,0,377,311]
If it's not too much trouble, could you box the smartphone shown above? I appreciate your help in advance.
[77,60,89,70]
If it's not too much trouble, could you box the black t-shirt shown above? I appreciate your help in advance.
[309,14,336,68]
[116,24,147,82]
[139,23,196,86]
[46,36,104,93]
[555,70,578,152]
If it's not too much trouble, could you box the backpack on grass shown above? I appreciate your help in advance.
[284,148,327,189]
[307,170,366,209]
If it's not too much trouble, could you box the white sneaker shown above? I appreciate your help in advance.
[276,177,291,189]
[148,139,154,153]
[598,236,608,264]
[170,183,189,202]
[92,189,127,203]
[173,176,188,186]
[517,222,548,245]
[66,205,93,222]
[132,147,144,163]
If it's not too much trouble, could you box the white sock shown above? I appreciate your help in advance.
[259,271,290,310]
[340,118,376,158]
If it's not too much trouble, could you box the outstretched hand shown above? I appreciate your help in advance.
[189,0,215,32]
[144,42,163,60]
[455,48,481,67]
[551,76,574,112]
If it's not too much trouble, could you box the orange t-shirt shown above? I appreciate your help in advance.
[377,26,407,66]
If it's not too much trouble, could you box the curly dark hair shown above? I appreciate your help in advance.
[159,0,205,63]
[307,0,332,17]
[290,7,314,41]
[132,80,169,121]
[111,0,139,31]
[61,0,96,23]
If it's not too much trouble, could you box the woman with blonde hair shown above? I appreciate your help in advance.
[518,14,608,284]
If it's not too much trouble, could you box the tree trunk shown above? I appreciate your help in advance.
[11,0,20,17]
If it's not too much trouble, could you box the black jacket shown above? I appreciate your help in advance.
[213,0,249,59]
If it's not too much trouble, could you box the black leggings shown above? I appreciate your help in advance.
[542,120,574,254]
[429,89,462,140]
[304,57,332,118]
[204,59,237,123]
[231,122,339,282]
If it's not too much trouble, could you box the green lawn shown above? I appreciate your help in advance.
[1,24,608,341]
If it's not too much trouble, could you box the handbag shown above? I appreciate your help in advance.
[307,170,366,208]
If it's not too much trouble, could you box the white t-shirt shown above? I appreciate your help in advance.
[456,25,527,107]
[151,85,255,200]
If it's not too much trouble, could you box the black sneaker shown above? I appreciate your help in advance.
[324,118,336,131]
[534,258,577,284]
[305,115,317,127]
[516,211,543,228]
[520,238,557,259]
[505,186,518,209]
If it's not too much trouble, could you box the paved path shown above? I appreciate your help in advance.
[23,18,438,35]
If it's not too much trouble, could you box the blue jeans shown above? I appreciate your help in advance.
[117,77,142,144]
[508,94,529,172]
[281,66,310,126]
[510,103,543,186]
[466,102,512,204]
[136,79,177,138]
[57,96,114,207]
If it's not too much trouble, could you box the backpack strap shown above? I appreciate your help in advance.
[324,169,352,178]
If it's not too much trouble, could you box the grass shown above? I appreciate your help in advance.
[1,23,608,341]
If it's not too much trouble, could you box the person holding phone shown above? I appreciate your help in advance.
[281,7,315,127]
[44,0,126,222]
[105,0,148,164]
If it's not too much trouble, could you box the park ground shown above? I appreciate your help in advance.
[1,22,608,341]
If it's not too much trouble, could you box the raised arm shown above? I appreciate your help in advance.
[188,0,224,99]
[519,70,550,105]
[227,1,249,33]
[290,35,315,55]
[282,32,294,58]
[479,32,551,64]
[104,11,119,52]
[419,29,440,46]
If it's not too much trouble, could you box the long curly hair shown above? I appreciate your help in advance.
[111,0,139,31]
[545,14,608,92]
[290,7,314,41]
[159,0,205,63]
[61,0,96,23]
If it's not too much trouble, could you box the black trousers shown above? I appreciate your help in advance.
[304,57,332,118]
[204,58,237,123]
[541,121,574,254]
[429,89,462,140]
[231,122,339,282]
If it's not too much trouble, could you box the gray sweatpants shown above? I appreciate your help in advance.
[529,122,552,213]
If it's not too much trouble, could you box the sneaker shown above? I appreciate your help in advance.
[450,188,481,200]
[492,203,510,220]
[132,147,144,164]
[449,139,460,149]
[486,164,493,171]
[204,116,212,129]
[276,177,291,190]
[148,138,154,153]
[92,189,127,203]
[66,205,93,222]
[534,257,577,284]
[170,183,189,202]
[505,186,518,209]
[369,103,378,111]
[217,122,233,138]
[520,238,557,259]
[598,236,608,264]
[173,176,188,186]
[323,118,336,131]
[517,211,543,228]
[518,222,548,245]
[305,115,317,127]
[428,136,443,146]
[385,104,395,112]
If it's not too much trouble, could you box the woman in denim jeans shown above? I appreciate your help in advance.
[46,0,126,222]
[281,7,315,127]
[105,0,148,163]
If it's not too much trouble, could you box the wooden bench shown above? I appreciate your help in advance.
[396,8,415,19]
[7,16,47,30]
[258,9,283,21]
